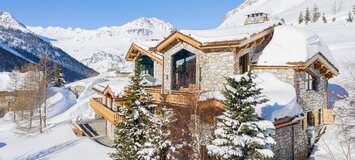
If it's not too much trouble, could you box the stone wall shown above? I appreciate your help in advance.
[253,67,295,86]
[200,51,234,91]
[153,61,162,83]
[296,66,327,113]
[272,122,307,160]
[162,41,234,92]
[106,120,115,140]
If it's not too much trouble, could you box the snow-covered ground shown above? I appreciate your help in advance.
[0,75,114,159]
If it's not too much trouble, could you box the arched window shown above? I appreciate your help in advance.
[138,55,154,76]
[172,49,196,90]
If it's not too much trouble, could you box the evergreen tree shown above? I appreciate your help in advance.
[50,65,66,87]
[110,60,170,160]
[312,4,321,22]
[207,72,276,160]
[304,7,311,25]
[353,5,355,15]
[322,13,327,23]
[138,107,173,160]
[346,11,353,23]
[298,11,304,24]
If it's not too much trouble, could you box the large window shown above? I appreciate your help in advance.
[172,49,196,90]
[306,72,318,91]
[139,55,154,76]
[239,54,249,74]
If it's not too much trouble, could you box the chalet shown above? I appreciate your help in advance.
[80,18,338,159]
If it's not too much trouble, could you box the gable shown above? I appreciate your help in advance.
[126,43,163,64]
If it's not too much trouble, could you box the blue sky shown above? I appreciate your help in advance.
[0,0,243,30]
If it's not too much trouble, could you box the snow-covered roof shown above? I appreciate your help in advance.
[254,73,303,122]
[200,73,304,122]
[126,41,163,63]
[180,21,280,44]
[259,26,338,68]
[135,41,163,60]
[92,78,130,97]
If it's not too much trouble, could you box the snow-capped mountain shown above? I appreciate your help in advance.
[0,11,97,82]
[28,18,175,73]
[220,0,354,28]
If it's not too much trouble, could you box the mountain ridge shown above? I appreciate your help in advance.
[28,17,175,73]
[0,11,98,82]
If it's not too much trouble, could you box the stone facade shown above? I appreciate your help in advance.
[161,41,235,91]
[253,67,295,86]
[153,61,162,83]
[200,51,234,91]
[296,66,327,113]
[273,122,307,160]
[106,119,115,140]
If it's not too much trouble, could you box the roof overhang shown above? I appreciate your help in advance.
[305,53,339,78]
[125,43,163,64]
[154,27,275,53]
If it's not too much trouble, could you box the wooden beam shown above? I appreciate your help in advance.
[156,32,202,52]
[320,67,328,74]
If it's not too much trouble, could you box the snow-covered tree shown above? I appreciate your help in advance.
[312,4,321,22]
[138,107,173,160]
[207,72,276,160]
[110,60,171,160]
[346,11,353,23]
[304,7,311,24]
[322,13,327,23]
[298,12,304,24]
[353,5,355,14]
[50,65,66,87]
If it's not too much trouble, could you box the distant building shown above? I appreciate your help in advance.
[244,12,269,25]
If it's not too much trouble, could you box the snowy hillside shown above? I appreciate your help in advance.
[220,0,354,27]
[28,18,175,73]
[0,11,97,82]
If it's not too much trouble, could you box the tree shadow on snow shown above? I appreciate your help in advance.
[0,142,6,148]
[14,139,80,160]
[328,83,348,109]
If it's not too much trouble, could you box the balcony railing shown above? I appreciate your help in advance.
[144,86,226,110]
[90,98,120,125]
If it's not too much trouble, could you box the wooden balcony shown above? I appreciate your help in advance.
[90,98,120,125]
[145,88,225,109]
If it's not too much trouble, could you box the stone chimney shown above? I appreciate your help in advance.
[244,12,269,25]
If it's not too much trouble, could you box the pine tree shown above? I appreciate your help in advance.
[50,65,66,87]
[312,4,321,23]
[304,7,311,25]
[298,11,304,24]
[138,107,173,160]
[322,13,327,23]
[110,60,169,160]
[346,11,353,23]
[207,72,276,160]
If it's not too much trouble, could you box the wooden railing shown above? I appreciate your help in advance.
[145,88,200,105]
[90,98,120,125]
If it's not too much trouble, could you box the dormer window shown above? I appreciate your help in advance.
[306,72,318,91]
